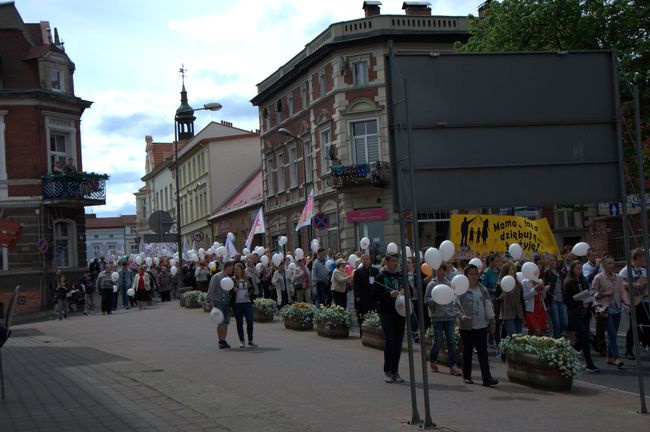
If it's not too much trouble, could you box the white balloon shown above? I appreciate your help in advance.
[286,254,294,263]
[171,266,178,275]
[127,288,135,297]
[522,262,541,282]
[294,248,304,259]
[227,232,235,241]
[242,248,250,256]
[425,247,443,270]
[395,294,407,317]
[220,277,234,291]
[405,246,412,258]
[571,241,590,257]
[170,259,176,267]
[111,272,119,283]
[153,257,160,266]
[210,307,224,325]
[508,243,524,260]
[348,254,359,267]
[500,275,516,293]
[326,259,334,269]
[272,254,283,267]
[216,246,226,257]
[516,271,524,283]
[469,257,483,271]
[145,257,152,267]
[256,246,266,256]
[140,252,146,259]
[188,249,195,256]
[255,263,263,272]
[198,248,205,255]
[207,248,214,255]
[208,261,217,271]
[386,242,398,254]
[439,240,456,262]
[451,274,469,296]
[432,284,455,305]
[135,256,142,265]
[311,239,320,253]
[260,255,269,266]
[288,262,297,271]
[360,237,370,250]
[191,253,199,262]
[278,236,288,246]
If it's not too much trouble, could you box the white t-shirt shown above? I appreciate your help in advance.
[235,281,250,303]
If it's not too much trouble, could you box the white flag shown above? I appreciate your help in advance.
[226,236,238,260]
[245,207,266,250]
[296,190,314,231]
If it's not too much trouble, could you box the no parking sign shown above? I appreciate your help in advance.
[312,212,329,229]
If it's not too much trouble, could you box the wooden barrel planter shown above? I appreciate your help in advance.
[179,296,186,307]
[317,323,349,339]
[254,309,274,322]
[507,352,572,391]
[361,325,385,350]
[284,317,313,331]
[186,301,201,309]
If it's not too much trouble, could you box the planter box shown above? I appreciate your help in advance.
[506,352,573,391]
[186,301,201,309]
[179,296,186,307]
[283,316,313,331]
[361,325,384,350]
[317,323,349,339]
[254,309,274,322]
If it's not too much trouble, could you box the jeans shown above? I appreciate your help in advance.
[100,289,113,314]
[332,291,347,309]
[605,312,622,359]
[380,313,405,374]
[460,328,493,382]
[572,314,596,369]
[430,320,457,366]
[503,318,523,337]
[317,281,332,307]
[549,301,568,339]
[233,302,254,343]
[57,299,67,319]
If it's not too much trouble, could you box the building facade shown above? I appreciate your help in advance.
[0,2,106,314]
[252,2,468,255]
[85,214,137,261]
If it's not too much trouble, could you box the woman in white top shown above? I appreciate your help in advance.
[232,263,256,348]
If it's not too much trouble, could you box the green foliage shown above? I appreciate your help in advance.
[314,305,354,329]
[182,290,202,304]
[279,302,317,325]
[362,311,381,329]
[253,298,277,315]
[501,334,582,378]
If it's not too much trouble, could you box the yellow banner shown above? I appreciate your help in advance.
[450,214,559,256]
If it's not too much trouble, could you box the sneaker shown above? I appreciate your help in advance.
[392,373,405,383]
[615,359,624,368]
[223,342,231,349]
[482,378,499,387]
[248,341,258,347]
[218,341,226,349]
[240,341,245,348]
[384,373,395,383]
[463,378,474,385]
[585,366,601,373]
[449,366,462,376]
[429,362,439,373]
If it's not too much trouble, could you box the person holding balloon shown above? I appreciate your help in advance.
[97,264,116,315]
[131,265,152,310]
[498,263,525,339]
[331,259,353,309]
[272,260,291,307]
[232,263,257,348]
[157,265,172,302]
[207,261,235,349]
[195,261,211,292]
[115,260,134,311]
[522,261,548,337]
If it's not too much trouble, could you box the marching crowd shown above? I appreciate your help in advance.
[50,242,649,386]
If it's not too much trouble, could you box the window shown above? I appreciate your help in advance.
[289,146,297,188]
[130,245,139,254]
[319,70,326,97]
[49,132,68,171]
[108,244,116,256]
[50,69,63,91]
[53,220,75,268]
[555,206,582,229]
[109,234,114,239]
[130,226,137,234]
[320,129,332,175]
[275,100,282,125]
[300,83,309,111]
[276,153,285,191]
[304,140,312,182]
[264,107,271,130]
[353,60,369,86]
[351,119,379,164]
[266,157,275,195]
[287,93,294,117]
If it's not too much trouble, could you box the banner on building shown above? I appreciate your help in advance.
[450,214,559,256]
[296,190,314,231]
[245,207,266,249]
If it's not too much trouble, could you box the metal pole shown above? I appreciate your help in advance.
[631,84,648,413]
[403,77,435,428]
[174,118,183,273]
[612,54,647,414]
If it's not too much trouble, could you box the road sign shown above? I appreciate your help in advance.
[37,238,48,254]
[313,212,329,229]
[149,211,174,234]
[192,231,204,242]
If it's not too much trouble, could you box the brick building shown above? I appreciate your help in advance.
[0,3,105,314]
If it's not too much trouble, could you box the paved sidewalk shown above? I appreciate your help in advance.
[1,303,648,431]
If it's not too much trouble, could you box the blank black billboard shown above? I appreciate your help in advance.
[387,51,621,211]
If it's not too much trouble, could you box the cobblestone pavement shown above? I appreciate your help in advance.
[1,302,648,431]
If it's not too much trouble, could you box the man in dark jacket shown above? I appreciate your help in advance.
[372,253,405,383]
[353,253,379,335]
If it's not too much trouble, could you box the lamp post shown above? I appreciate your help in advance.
[278,128,312,247]
[174,102,222,271]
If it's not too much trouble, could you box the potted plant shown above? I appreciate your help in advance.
[253,298,276,322]
[501,334,581,391]
[360,311,384,350]
[424,327,463,367]
[182,290,202,309]
[280,302,316,330]
[198,292,210,312]
[314,305,353,338]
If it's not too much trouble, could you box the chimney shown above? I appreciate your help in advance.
[402,1,431,16]
[40,21,51,45]
[362,1,381,17]
[478,1,491,18]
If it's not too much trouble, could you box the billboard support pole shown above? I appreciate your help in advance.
[612,54,647,414]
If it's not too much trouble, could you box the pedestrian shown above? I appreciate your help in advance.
[543,254,567,339]
[372,252,406,383]
[55,273,69,320]
[195,261,211,292]
[245,256,262,298]
[353,253,379,335]
[157,265,172,302]
[425,263,462,376]
[619,248,650,357]
[97,264,114,315]
[207,260,235,349]
[563,260,600,373]
[592,254,630,368]
[523,267,548,337]
[80,271,95,315]
[232,263,256,348]
[292,258,310,303]
[456,264,498,386]
[313,248,331,306]
[272,261,291,307]
[132,265,152,309]
[498,262,524,339]
[116,260,134,311]
[482,254,502,347]
[331,259,352,309]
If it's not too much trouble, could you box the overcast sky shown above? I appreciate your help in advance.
[17,0,479,216]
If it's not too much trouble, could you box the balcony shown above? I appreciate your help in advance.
[328,161,390,189]
[41,172,109,206]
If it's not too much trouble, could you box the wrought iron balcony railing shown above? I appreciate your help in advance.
[41,172,109,205]
[328,161,390,189]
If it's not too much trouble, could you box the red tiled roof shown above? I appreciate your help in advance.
[85,215,137,229]
[211,169,262,219]
[150,141,189,167]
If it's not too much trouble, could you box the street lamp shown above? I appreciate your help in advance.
[278,127,312,247]
[174,102,222,271]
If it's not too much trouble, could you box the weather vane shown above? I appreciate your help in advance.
[179,64,188,85]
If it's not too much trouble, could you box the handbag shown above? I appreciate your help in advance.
[592,304,609,320]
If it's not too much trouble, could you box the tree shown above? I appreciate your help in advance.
[457,0,650,187]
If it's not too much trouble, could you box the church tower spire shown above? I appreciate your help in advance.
[175,64,195,140]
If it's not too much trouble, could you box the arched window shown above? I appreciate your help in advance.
[53,219,77,268]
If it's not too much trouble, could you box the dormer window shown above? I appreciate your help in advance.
[50,69,63,92]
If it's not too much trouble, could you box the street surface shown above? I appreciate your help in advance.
[1,302,648,431]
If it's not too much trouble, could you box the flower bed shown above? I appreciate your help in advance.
[360,311,384,350]
[501,334,580,390]
[280,302,316,330]
[182,290,203,308]
[314,306,353,338]
[253,298,276,322]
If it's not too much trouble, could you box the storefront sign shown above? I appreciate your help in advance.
[346,208,388,223]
